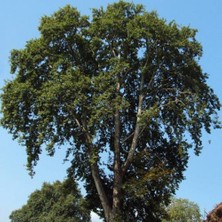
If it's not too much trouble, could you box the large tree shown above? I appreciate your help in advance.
[9,179,90,222]
[1,1,221,221]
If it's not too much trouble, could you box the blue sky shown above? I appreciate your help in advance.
[1,0,222,221]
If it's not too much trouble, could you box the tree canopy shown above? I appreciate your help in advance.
[162,198,202,222]
[1,1,221,221]
[9,179,90,222]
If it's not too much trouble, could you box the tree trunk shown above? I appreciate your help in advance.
[91,163,112,222]
[112,113,122,220]
[83,126,112,222]
[110,79,124,221]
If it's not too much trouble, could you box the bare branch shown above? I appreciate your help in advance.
[122,72,145,174]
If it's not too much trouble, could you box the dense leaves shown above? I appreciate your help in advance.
[9,179,90,222]
[1,1,220,221]
[162,198,202,222]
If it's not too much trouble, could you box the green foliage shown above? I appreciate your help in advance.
[9,179,91,222]
[162,198,202,222]
[1,1,221,221]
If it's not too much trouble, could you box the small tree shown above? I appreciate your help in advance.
[162,198,202,222]
[9,179,91,222]
[1,1,221,221]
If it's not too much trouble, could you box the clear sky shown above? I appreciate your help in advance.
[1,1,222,221]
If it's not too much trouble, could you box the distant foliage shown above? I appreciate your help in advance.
[9,179,91,222]
[162,198,202,222]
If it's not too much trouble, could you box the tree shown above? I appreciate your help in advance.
[203,203,222,222]
[162,198,202,222]
[9,179,91,222]
[1,1,221,221]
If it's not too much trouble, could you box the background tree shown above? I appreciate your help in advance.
[1,1,220,221]
[203,203,222,222]
[162,197,202,222]
[9,178,90,222]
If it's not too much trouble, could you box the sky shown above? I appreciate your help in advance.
[0,0,222,221]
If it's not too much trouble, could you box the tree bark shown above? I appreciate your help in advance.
[122,72,145,174]
[91,163,112,222]
[81,120,112,222]
[111,80,123,221]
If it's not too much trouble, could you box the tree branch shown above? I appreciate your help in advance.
[76,119,112,221]
[112,80,123,214]
[122,72,145,175]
